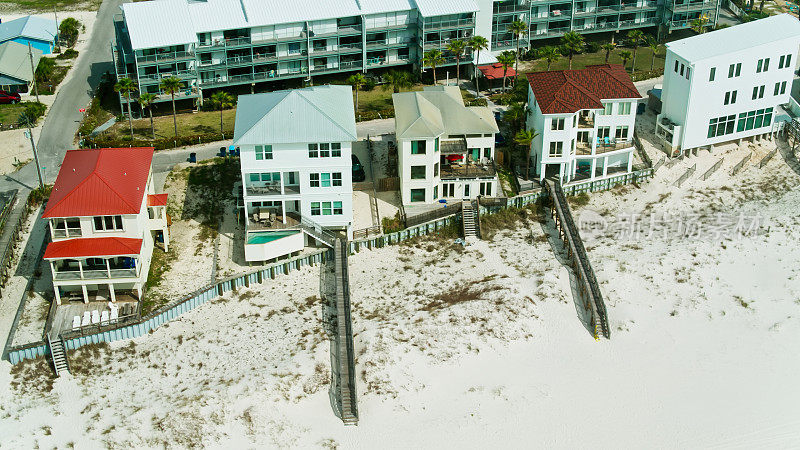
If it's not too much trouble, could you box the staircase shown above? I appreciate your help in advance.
[296,217,337,248]
[47,333,70,376]
[461,201,479,238]
[333,239,359,425]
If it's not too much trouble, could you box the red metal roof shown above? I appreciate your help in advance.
[147,193,168,207]
[478,63,517,80]
[525,64,641,114]
[43,147,155,218]
[43,237,143,259]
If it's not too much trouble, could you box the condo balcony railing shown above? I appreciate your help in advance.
[440,160,497,179]
[575,139,634,155]
[53,267,138,281]
[495,2,531,14]
[422,18,475,31]
[198,36,252,49]
[138,71,196,82]
[137,50,195,64]
[669,0,717,10]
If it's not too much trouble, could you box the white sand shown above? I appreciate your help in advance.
[0,130,798,447]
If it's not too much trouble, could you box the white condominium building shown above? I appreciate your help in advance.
[656,14,800,156]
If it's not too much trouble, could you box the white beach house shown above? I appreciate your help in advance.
[42,147,169,305]
[655,14,800,156]
[392,85,499,206]
[234,84,356,262]
[525,64,642,183]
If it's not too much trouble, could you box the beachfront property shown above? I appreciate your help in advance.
[392,85,499,205]
[41,147,169,305]
[0,15,58,55]
[233,85,356,262]
[655,14,800,156]
[0,41,42,93]
[525,64,642,183]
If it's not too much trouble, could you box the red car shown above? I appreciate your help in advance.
[0,91,21,104]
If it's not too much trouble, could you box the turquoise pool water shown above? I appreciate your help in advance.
[246,230,301,245]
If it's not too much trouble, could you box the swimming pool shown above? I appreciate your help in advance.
[246,230,301,245]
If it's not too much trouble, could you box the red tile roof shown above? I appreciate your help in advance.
[147,193,168,207]
[43,148,154,218]
[525,64,641,114]
[478,63,517,80]
[43,237,143,259]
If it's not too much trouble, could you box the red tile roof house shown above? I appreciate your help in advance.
[525,64,643,183]
[42,147,169,305]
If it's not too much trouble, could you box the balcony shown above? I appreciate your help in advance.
[252,52,279,63]
[575,139,634,155]
[137,50,195,64]
[338,42,362,52]
[54,268,138,280]
[422,18,475,31]
[52,257,140,281]
[669,0,717,11]
[227,54,253,65]
[495,2,531,14]
[441,160,497,179]
[440,138,467,155]
[578,114,594,128]
[245,183,301,196]
[138,71,196,84]
[366,39,388,48]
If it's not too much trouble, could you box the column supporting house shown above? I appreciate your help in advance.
[281,200,287,224]
[590,158,597,181]
[627,151,634,173]
[77,259,84,279]
[53,284,61,305]
[163,224,170,252]
[136,286,142,299]
[81,284,89,304]
[105,259,111,278]
[602,156,609,177]
[108,283,116,302]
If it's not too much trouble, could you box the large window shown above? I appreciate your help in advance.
[255,145,273,160]
[756,58,770,73]
[618,102,631,115]
[410,188,425,202]
[615,126,629,140]
[551,117,565,130]
[549,141,563,157]
[310,172,342,187]
[728,62,741,78]
[736,108,773,132]
[597,126,611,139]
[310,201,344,216]
[410,165,426,179]
[93,215,123,231]
[779,54,793,69]
[601,103,613,115]
[308,143,341,158]
[411,140,427,154]
[751,85,765,100]
[707,115,736,138]
[724,90,737,105]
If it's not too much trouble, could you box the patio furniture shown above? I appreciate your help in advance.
[81,311,91,326]
[604,136,611,145]
[110,308,119,322]
[258,209,271,223]
[72,316,81,329]
[101,310,110,324]
[91,310,100,324]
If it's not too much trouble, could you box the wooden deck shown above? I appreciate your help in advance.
[50,297,138,337]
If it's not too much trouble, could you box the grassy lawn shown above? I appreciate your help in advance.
[105,108,237,141]
[356,84,423,113]
[0,103,26,126]
[522,45,667,76]
[0,0,102,12]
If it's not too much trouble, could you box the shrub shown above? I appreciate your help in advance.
[56,49,79,60]
[84,132,229,150]
[59,18,82,48]
[363,78,376,91]
[585,41,600,53]
[382,213,404,234]
[17,102,47,125]
[35,57,56,83]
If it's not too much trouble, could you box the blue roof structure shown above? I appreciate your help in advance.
[0,16,57,45]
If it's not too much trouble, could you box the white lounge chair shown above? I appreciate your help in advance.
[100,310,110,324]
[81,311,91,326]
[91,310,100,324]
[72,315,81,329]
[110,308,119,322]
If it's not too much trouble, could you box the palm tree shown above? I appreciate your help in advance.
[497,50,516,92]
[159,76,183,138]
[422,49,444,85]
[619,50,633,70]
[210,91,234,135]
[503,102,526,134]
[446,39,467,84]
[561,31,585,70]
[114,77,138,139]
[601,42,616,64]
[540,46,560,70]
[468,35,489,96]
[690,14,710,34]
[137,93,157,140]
[507,19,528,75]
[627,30,645,73]
[514,128,539,180]
[647,36,660,71]
[347,73,366,114]
[383,70,412,93]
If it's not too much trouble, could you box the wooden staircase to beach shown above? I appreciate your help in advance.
[462,201,479,239]
[334,238,359,425]
[47,333,70,376]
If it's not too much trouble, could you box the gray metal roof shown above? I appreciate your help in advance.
[0,41,41,83]
[393,86,498,139]
[122,0,197,50]
[667,14,800,62]
[0,15,57,46]
[233,85,357,145]
[414,0,478,17]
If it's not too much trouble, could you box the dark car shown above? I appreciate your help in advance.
[352,154,366,182]
[0,91,21,104]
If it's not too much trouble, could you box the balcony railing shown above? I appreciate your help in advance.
[575,139,634,155]
[198,36,252,49]
[422,18,475,31]
[578,115,595,128]
[137,50,195,64]
[53,268,138,280]
[441,160,497,179]
[669,0,717,10]
[495,2,531,14]
[138,71,196,83]
[227,55,253,65]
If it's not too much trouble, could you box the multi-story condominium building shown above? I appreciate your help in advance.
[655,14,800,156]
[42,147,170,304]
[525,64,641,182]
[392,85,499,205]
[112,0,478,106]
[233,85,356,262]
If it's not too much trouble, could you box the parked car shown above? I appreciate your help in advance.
[0,91,21,104]
[352,154,366,182]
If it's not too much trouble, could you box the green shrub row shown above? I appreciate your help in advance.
[83,132,227,150]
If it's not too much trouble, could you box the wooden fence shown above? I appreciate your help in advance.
[759,149,778,168]
[673,164,696,187]
[377,177,400,191]
[731,152,752,176]
[405,203,462,228]
[702,158,724,181]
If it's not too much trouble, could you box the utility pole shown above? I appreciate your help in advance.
[25,125,45,189]
[28,43,39,103]
[53,6,59,50]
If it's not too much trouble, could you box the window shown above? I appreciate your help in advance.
[685,67,691,80]
[410,165,426,179]
[443,183,455,197]
[680,63,684,76]
[756,57,770,73]
[410,188,425,202]
[549,141,563,157]
[615,126,629,140]
[601,103,613,115]
[674,60,679,73]
[288,42,301,54]
[752,85,765,100]
[332,172,342,186]
[736,108,773,132]
[597,126,611,139]
[728,62,741,78]
[479,181,492,196]
[435,137,439,152]
[618,102,631,115]
[433,185,438,200]
[709,67,716,81]
[93,215,123,231]
[311,202,321,215]
[724,90,737,105]
[321,202,332,215]
[255,145,273,160]
[310,173,320,187]
[551,118,565,130]
[333,201,343,215]
[319,143,330,157]
[411,140,427,154]
[433,162,439,177]
[779,53,792,69]
[320,173,331,187]
[707,115,736,138]
[308,143,318,158]
[331,142,341,157]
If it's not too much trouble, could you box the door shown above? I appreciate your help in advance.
[545,163,561,179]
